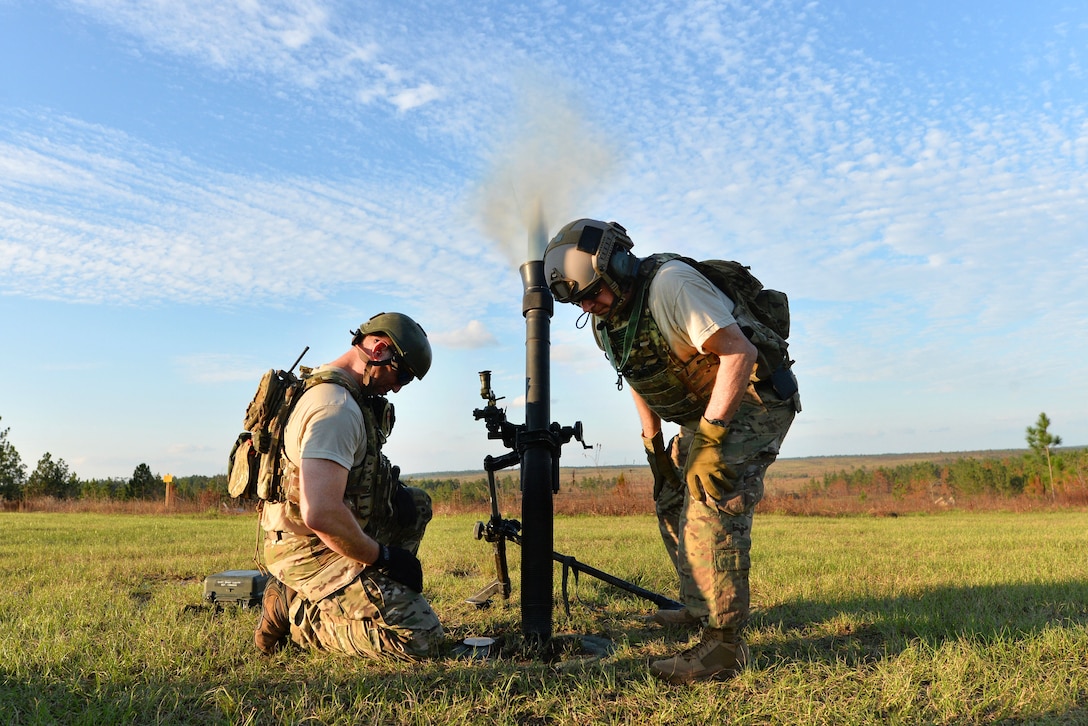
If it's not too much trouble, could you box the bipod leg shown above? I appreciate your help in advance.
[468,459,515,607]
[551,550,683,612]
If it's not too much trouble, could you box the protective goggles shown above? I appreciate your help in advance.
[388,353,414,386]
[373,352,414,385]
[550,277,604,304]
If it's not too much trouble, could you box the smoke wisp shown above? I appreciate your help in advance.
[474,80,619,265]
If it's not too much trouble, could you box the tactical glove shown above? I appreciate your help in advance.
[683,417,737,503]
[374,544,424,593]
[643,431,683,501]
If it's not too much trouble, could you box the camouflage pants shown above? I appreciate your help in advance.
[289,570,444,661]
[271,486,445,661]
[655,393,795,633]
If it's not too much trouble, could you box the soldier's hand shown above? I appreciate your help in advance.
[643,431,683,501]
[374,544,424,593]
[683,417,736,503]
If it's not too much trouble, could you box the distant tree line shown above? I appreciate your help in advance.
[0,416,226,502]
[408,475,517,507]
[406,470,629,508]
[2,412,1082,508]
[809,419,1086,503]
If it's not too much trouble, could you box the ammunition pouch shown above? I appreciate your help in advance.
[769,363,798,401]
[765,363,801,413]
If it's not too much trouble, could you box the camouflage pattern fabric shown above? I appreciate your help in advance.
[289,571,444,661]
[654,453,684,576]
[656,390,795,632]
[265,485,444,660]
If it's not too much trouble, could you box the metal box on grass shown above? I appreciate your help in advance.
[203,569,268,608]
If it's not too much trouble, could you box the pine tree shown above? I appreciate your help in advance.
[26,452,79,499]
[0,419,27,500]
[127,462,159,500]
[1025,412,1062,499]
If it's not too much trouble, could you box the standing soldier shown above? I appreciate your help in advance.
[254,312,445,661]
[543,219,799,683]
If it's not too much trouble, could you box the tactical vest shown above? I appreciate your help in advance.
[263,369,398,534]
[597,254,791,426]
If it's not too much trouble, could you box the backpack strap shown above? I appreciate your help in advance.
[303,367,365,404]
[302,367,395,445]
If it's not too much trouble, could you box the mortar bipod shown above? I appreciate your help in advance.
[466,446,683,614]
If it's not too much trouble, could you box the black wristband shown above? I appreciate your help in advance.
[375,543,389,567]
[704,416,728,428]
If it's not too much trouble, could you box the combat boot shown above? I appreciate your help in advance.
[253,577,295,655]
[649,628,749,684]
[650,607,700,628]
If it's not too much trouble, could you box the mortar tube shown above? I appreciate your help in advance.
[519,259,554,646]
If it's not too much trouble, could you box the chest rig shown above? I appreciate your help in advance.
[598,254,788,426]
[279,369,397,527]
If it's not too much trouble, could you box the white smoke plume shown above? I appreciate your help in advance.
[474,78,619,266]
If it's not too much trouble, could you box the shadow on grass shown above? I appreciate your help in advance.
[750,579,1088,667]
[4,581,1087,724]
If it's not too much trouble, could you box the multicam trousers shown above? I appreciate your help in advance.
[267,486,445,661]
[655,391,795,633]
[289,570,444,661]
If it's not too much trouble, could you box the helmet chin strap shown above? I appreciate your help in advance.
[611,291,629,316]
[358,339,393,388]
[359,361,379,388]
[606,282,636,319]
[573,284,630,330]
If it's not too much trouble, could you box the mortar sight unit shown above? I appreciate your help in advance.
[472,369,586,466]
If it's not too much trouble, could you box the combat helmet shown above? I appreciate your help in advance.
[353,312,432,380]
[542,219,640,304]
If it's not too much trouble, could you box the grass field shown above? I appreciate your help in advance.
[2,509,1087,724]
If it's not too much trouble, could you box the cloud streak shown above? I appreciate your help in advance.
[64,0,447,113]
[0,113,513,325]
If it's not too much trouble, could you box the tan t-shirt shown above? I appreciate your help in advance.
[284,365,367,470]
[646,259,738,356]
[262,366,370,601]
[594,259,737,357]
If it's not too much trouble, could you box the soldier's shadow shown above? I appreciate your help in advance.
[748,579,1088,667]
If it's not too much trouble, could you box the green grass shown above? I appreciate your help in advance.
[1,510,1087,724]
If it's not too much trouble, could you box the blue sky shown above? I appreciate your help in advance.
[1,0,1085,480]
